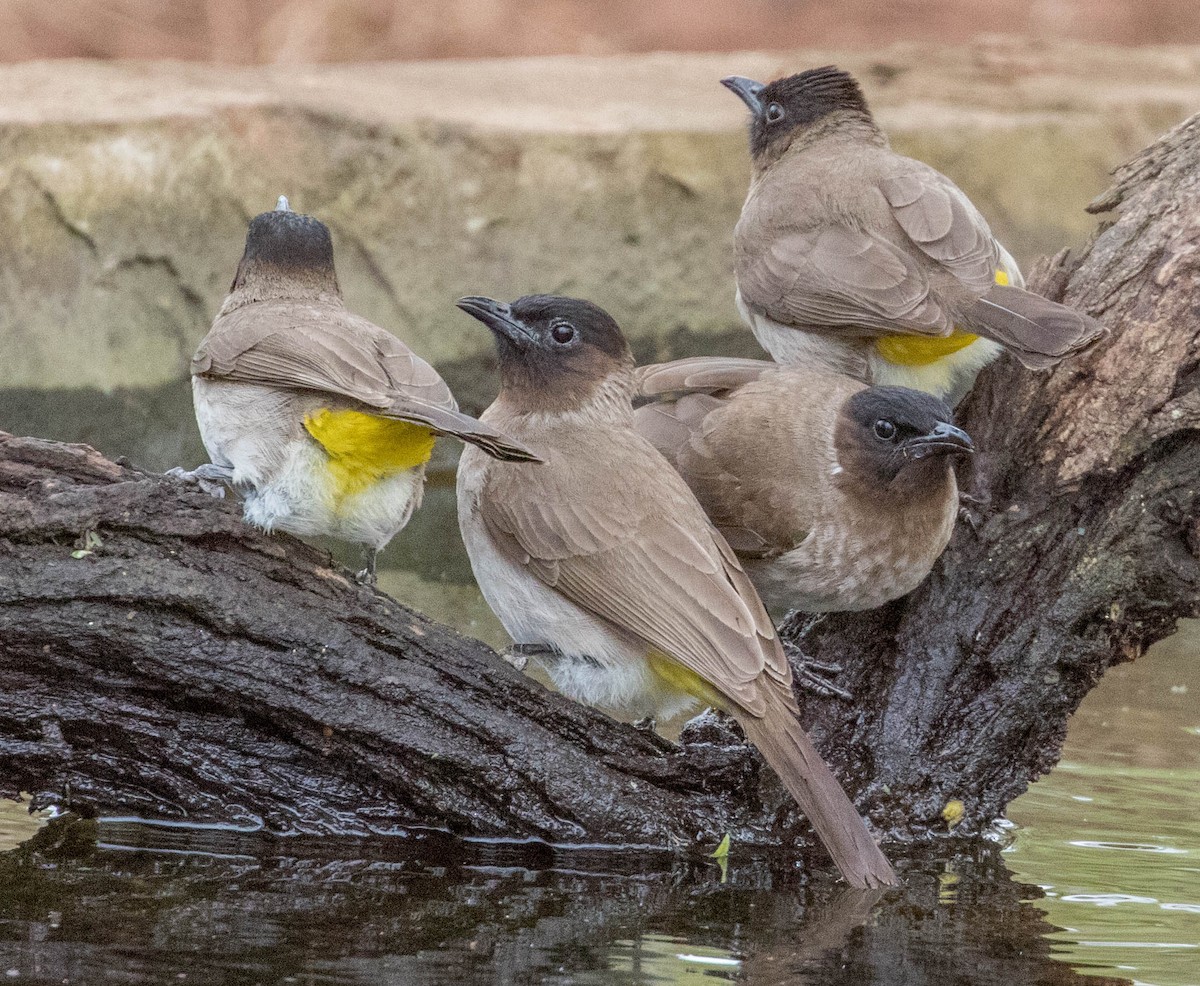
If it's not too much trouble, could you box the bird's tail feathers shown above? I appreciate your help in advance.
[963,284,1105,370]
[385,402,542,463]
[738,704,898,889]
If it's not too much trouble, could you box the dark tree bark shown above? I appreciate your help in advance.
[2,115,1198,852]
[792,112,1200,841]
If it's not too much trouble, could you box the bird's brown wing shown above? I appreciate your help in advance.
[876,164,1006,294]
[478,429,792,717]
[194,301,539,461]
[736,145,1024,337]
[737,221,954,337]
[634,356,775,398]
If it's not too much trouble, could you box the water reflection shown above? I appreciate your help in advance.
[1007,627,1200,986]
[2,382,1198,986]
[0,820,1126,986]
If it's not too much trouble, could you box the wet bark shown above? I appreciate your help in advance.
[791,112,1200,841]
[2,115,1198,851]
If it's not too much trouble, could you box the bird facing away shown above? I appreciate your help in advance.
[174,198,537,581]
[721,67,1105,402]
[633,357,972,617]
[455,293,898,889]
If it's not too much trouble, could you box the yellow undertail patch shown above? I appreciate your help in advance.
[304,409,436,501]
[646,649,728,710]
[874,268,1010,367]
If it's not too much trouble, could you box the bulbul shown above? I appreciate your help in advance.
[174,198,537,581]
[633,356,972,617]
[721,66,1104,401]
[455,293,898,889]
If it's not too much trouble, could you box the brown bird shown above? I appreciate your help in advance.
[172,197,537,581]
[455,293,898,889]
[634,357,972,620]
[721,67,1104,402]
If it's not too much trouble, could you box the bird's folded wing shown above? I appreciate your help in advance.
[737,224,953,337]
[877,165,1006,293]
[194,302,540,461]
[634,357,775,398]
[633,395,790,559]
[479,436,792,717]
[193,302,456,411]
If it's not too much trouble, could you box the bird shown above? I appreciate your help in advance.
[454,292,898,889]
[720,66,1104,402]
[172,197,538,582]
[633,356,972,620]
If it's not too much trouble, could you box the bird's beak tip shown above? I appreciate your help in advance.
[456,295,529,346]
[720,75,765,113]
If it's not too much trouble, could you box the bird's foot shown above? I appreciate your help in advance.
[957,490,991,534]
[354,547,380,586]
[631,716,658,733]
[502,642,558,672]
[788,611,827,640]
[783,638,852,701]
[166,463,233,499]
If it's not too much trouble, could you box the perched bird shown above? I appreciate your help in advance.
[173,197,537,581]
[455,293,898,888]
[634,357,972,618]
[721,67,1104,401]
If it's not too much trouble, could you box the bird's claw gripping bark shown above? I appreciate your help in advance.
[166,463,233,499]
[502,642,559,671]
[783,638,852,701]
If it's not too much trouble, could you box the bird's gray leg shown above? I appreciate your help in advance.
[166,462,234,499]
[631,715,658,732]
[354,546,378,586]
[782,614,852,701]
[501,642,559,671]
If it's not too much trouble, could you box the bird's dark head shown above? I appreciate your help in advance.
[721,66,872,164]
[456,294,634,412]
[834,386,972,498]
[230,196,339,297]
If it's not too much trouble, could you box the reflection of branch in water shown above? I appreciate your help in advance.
[0,818,1129,986]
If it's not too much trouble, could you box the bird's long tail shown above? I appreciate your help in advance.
[962,284,1105,370]
[738,703,898,888]
[384,402,542,463]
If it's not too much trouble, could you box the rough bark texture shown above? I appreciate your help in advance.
[2,115,1198,853]
[791,111,1200,842]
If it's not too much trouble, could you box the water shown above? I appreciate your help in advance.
[1,393,1198,984]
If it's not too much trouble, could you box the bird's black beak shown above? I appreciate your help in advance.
[904,422,974,460]
[456,296,535,350]
[721,76,765,115]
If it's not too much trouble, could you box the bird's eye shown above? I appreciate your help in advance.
[765,102,785,123]
[873,419,898,441]
[550,321,575,344]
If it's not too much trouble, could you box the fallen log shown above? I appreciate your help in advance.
[1,114,1198,854]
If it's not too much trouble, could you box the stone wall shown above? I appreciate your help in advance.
[1,40,1198,464]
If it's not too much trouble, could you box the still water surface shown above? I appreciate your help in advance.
[0,423,1197,985]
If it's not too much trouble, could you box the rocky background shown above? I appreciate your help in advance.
[0,32,1198,468]
[0,0,1197,62]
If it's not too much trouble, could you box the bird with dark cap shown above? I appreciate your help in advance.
[721,67,1104,402]
[455,292,898,889]
[172,198,537,582]
[634,357,972,619]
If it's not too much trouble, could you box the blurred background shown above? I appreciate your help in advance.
[0,0,1198,63]
[0,5,1199,986]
